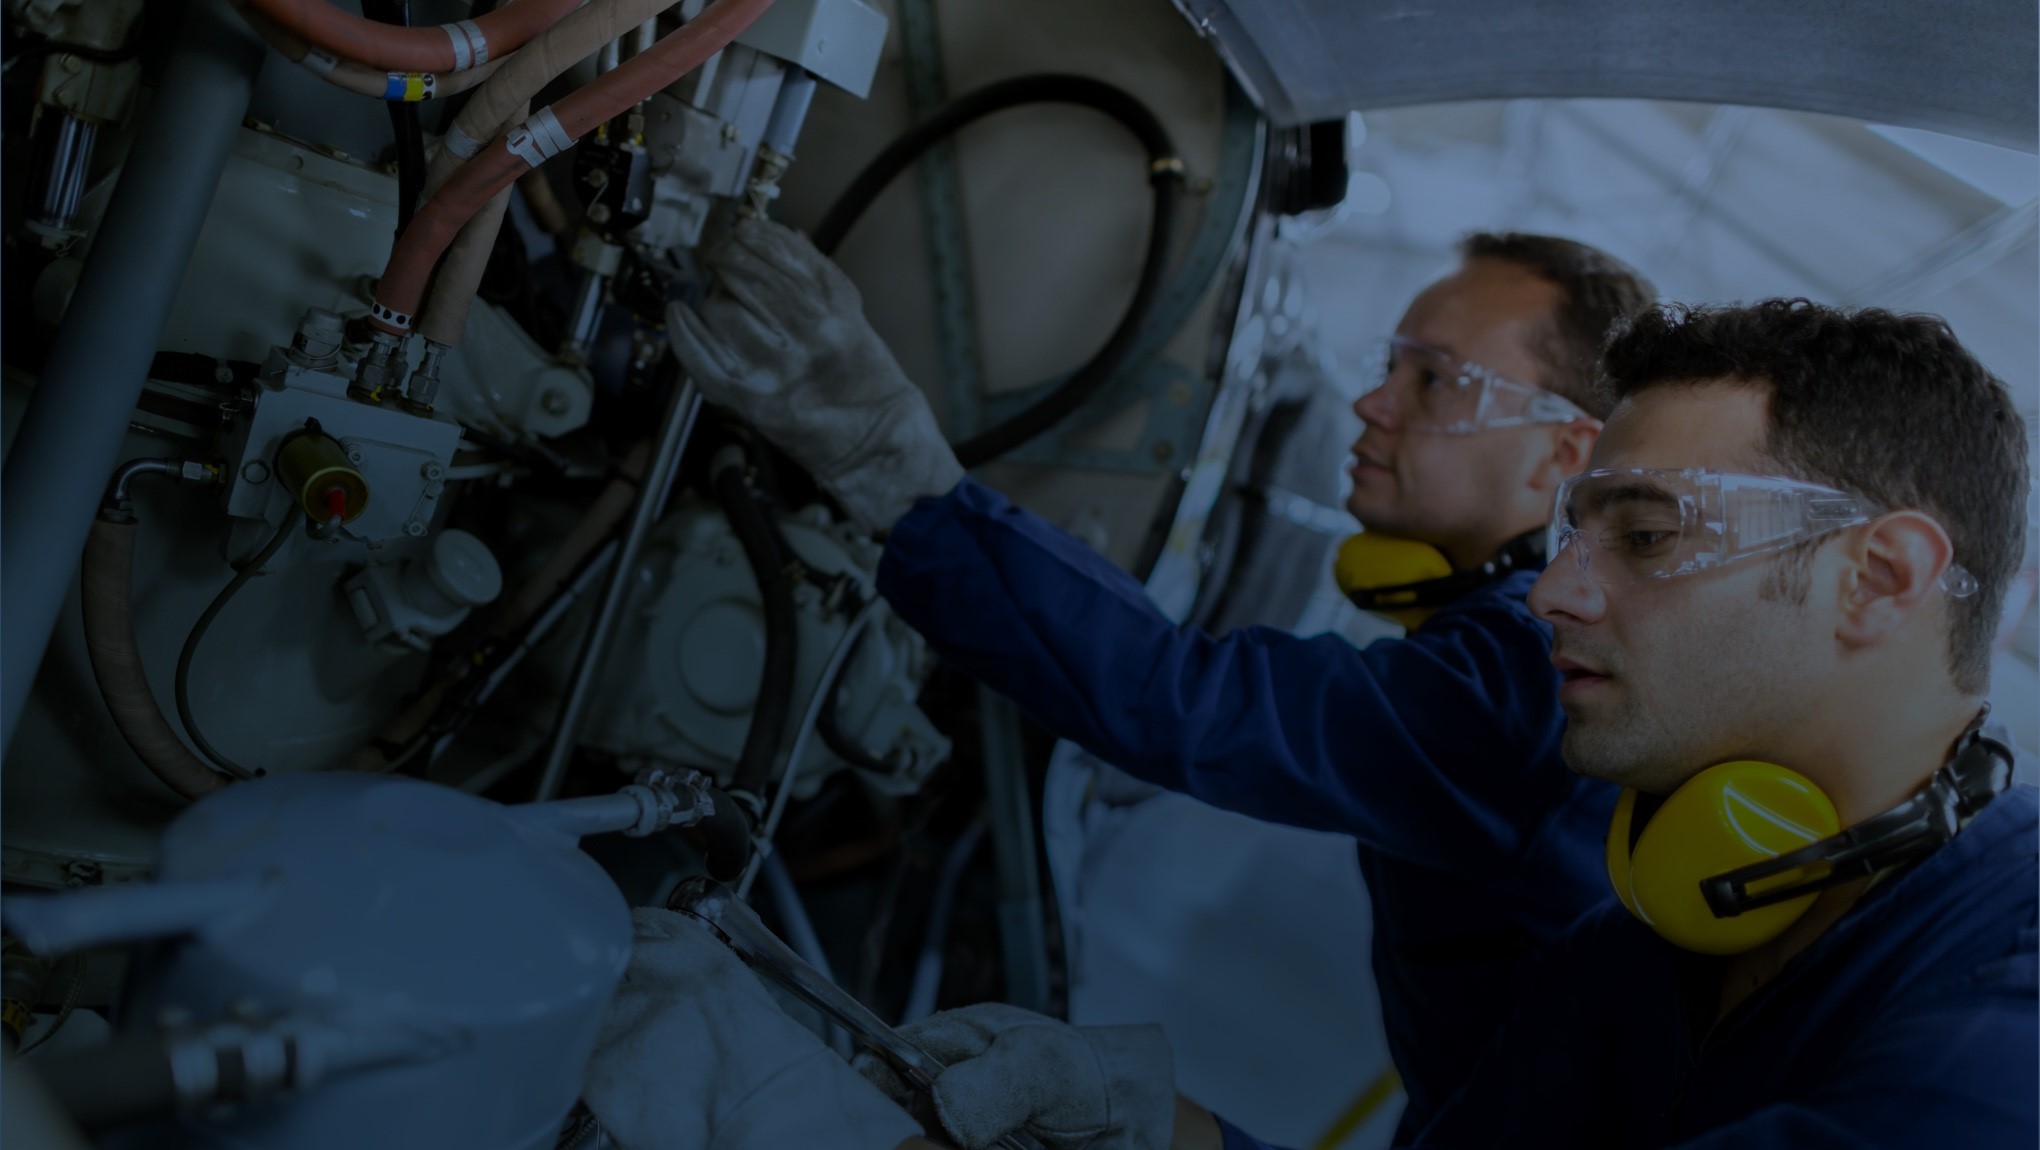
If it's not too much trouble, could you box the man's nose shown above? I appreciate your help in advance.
[1529,542,1608,625]
[1354,379,1400,429]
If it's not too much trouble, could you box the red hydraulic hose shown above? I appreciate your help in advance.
[237,0,582,74]
[369,0,775,334]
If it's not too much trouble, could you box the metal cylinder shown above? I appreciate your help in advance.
[276,433,370,523]
[28,113,98,235]
[0,0,265,758]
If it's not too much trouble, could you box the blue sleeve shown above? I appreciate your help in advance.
[1215,1113,1295,1150]
[877,478,1572,872]
[1661,974,2038,1149]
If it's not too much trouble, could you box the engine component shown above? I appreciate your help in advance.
[218,311,463,556]
[586,499,950,799]
[18,0,145,246]
[344,528,506,652]
[0,772,657,1149]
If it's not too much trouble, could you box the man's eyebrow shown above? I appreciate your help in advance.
[1582,482,1680,515]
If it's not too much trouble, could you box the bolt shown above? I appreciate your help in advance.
[347,448,365,465]
[589,203,612,225]
[241,461,270,484]
[423,480,444,497]
[215,363,235,385]
[540,388,571,415]
[421,461,444,480]
[227,996,264,1021]
[405,520,427,537]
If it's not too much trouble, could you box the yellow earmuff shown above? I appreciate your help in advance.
[1333,532,1455,631]
[1606,762,1842,955]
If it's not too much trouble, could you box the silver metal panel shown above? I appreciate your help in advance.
[1171,0,2037,148]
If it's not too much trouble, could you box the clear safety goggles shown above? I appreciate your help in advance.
[1549,467,1980,595]
[1361,335,1592,435]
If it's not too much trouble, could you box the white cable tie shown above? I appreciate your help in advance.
[301,49,339,78]
[443,123,482,160]
[443,19,486,70]
[505,107,575,169]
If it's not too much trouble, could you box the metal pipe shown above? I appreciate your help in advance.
[0,0,265,758]
[978,685,1052,1013]
[902,819,986,1023]
[735,596,885,899]
[530,381,702,801]
[761,67,818,155]
[29,114,98,235]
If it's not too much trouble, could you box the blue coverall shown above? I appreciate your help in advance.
[876,478,1619,1139]
[1411,784,2039,1148]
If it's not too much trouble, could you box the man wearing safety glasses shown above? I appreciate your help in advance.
[590,219,1656,1148]
[1403,298,2035,1147]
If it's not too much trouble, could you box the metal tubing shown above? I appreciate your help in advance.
[508,793,643,839]
[530,380,702,801]
[761,67,818,154]
[0,0,266,758]
[978,685,1052,1013]
[30,114,98,233]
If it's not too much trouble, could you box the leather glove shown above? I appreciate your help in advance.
[854,1002,1175,1150]
[667,217,964,533]
[584,907,923,1150]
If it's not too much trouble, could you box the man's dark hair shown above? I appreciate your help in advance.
[1601,298,2030,694]
[1458,232,1657,417]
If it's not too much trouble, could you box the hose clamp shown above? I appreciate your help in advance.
[506,107,575,169]
[443,19,488,70]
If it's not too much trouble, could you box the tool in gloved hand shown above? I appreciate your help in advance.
[664,217,964,534]
[668,877,1043,1150]
[583,905,923,1150]
[853,1002,1178,1150]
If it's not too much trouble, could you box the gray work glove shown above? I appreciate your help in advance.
[585,906,923,1150]
[854,1002,1175,1150]
[667,217,965,533]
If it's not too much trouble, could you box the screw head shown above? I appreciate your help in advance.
[405,520,427,537]
[241,461,271,484]
[347,448,365,465]
[421,461,444,480]
[589,203,613,225]
[540,388,571,415]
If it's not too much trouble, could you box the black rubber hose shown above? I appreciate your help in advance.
[811,74,1185,469]
[712,463,799,797]
[174,515,295,780]
[363,0,426,236]
[690,783,755,882]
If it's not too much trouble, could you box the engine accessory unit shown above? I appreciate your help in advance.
[585,498,951,799]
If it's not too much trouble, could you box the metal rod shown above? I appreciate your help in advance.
[29,113,98,233]
[1,0,266,758]
[530,380,702,801]
[734,596,885,898]
[979,685,1052,1014]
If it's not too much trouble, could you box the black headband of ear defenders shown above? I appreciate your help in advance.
[1701,707,2014,920]
[1343,532,1546,612]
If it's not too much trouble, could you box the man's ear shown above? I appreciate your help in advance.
[1835,511,1956,648]
[1529,420,1601,493]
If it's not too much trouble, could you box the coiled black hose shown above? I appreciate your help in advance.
[711,460,799,798]
[812,74,1184,468]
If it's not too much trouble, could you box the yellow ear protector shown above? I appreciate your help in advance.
[1334,531,1543,630]
[1607,718,2014,955]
